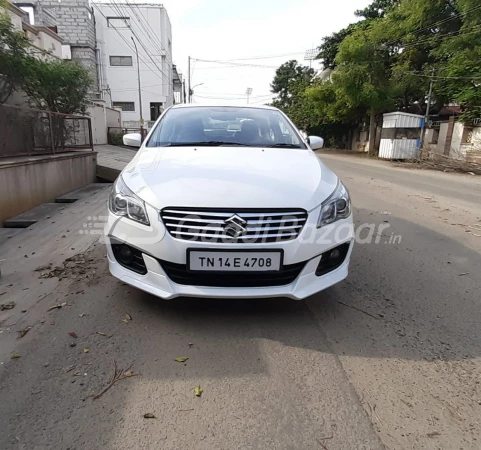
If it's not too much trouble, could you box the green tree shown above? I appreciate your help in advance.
[355,0,399,19]
[270,60,317,130]
[0,2,30,103]
[270,60,314,109]
[21,58,92,114]
[432,0,481,123]
[316,24,358,70]
[316,0,398,70]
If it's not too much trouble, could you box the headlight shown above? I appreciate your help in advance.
[109,176,150,226]
[317,181,351,228]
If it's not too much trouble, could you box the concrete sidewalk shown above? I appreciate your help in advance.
[0,185,111,363]
[95,144,136,181]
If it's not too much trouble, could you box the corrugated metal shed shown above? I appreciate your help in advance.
[379,112,424,159]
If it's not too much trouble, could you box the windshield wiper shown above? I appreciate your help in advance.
[164,141,250,147]
[265,143,301,149]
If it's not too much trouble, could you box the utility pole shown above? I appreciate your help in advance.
[420,68,435,150]
[246,87,253,104]
[131,36,144,133]
[188,56,191,103]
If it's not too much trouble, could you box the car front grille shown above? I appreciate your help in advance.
[160,208,308,243]
[158,259,307,287]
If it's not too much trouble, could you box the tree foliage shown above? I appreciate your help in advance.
[0,1,91,113]
[355,0,399,19]
[270,0,481,147]
[270,60,316,130]
[21,59,92,114]
[0,4,30,103]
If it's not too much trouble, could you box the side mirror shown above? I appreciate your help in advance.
[308,136,324,150]
[123,133,142,148]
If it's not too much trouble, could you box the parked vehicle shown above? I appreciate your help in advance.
[104,104,353,300]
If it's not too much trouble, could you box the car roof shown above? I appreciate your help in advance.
[169,103,279,111]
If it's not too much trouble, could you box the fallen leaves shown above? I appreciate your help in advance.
[48,302,68,311]
[174,357,189,363]
[194,386,203,397]
[122,313,132,324]
[83,348,90,353]
[143,413,156,419]
[69,331,78,338]
[11,354,21,359]
[18,327,32,338]
[0,301,15,311]
[96,331,106,336]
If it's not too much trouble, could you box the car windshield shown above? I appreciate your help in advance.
[146,106,306,149]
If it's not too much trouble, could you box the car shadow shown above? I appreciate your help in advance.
[1,207,480,449]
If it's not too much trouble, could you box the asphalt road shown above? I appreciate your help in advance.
[1,154,481,450]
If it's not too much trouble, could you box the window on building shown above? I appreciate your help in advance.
[107,17,130,28]
[381,128,421,140]
[20,6,35,25]
[109,56,133,66]
[150,103,164,121]
[113,102,135,112]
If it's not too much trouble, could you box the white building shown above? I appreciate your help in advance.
[94,3,178,126]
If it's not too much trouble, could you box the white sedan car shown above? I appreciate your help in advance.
[104,104,353,300]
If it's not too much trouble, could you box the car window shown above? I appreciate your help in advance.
[147,106,306,148]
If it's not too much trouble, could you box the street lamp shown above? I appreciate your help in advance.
[131,36,144,128]
[189,83,204,102]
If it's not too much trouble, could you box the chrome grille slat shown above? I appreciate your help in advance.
[171,231,297,239]
[161,208,308,243]
[166,223,303,232]
[162,216,306,225]
[163,209,305,218]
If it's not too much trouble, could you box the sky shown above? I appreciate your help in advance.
[127,0,372,105]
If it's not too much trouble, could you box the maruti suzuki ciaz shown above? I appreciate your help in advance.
[104,104,353,300]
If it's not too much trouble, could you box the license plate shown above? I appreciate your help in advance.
[188,250,282,272]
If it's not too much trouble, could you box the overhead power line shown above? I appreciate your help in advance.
[221,52,305,61]
[192,58,279,69]
[92,3,164,82]
[403,71,481,80]
[194,91,272,97]
[108,0,170,81]
[133,4,172,58]
[384,3,481,46]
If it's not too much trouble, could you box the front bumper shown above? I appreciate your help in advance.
[104,205,354,300]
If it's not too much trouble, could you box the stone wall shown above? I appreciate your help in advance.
[0,151,97,226]
[39,0,99,94]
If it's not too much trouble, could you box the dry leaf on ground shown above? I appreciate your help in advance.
[48,302,68,311]
[0,301,15,311]
[174,357,189,363]
[18,327,32,338]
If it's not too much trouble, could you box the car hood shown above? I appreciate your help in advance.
[121,147,339,211]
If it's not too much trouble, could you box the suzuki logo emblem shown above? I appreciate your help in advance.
[223,214,248,239]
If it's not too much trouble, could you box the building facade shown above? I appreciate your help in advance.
[14,0,100,96]
[94,3,175,125]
